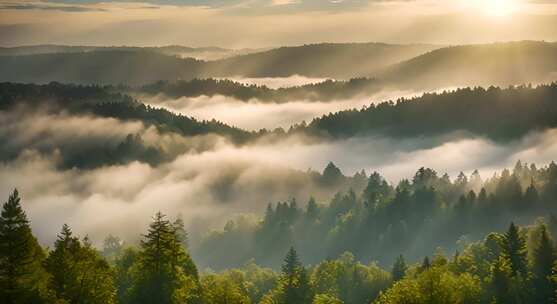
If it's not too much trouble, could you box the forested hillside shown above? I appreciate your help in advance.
[0,42,437,84]
[0,44,234,59]
[0,82,254,168]
[302,83,557,141]
[381,41,557,89]
[2,160,557,304]
[129,78,381,102]
[201,43,438,78]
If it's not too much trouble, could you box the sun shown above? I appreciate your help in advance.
[484,0,518,17]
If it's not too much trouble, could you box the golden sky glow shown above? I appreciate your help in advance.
[0,0,556,47]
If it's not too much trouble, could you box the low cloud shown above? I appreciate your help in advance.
[2,109,557,249]
[140,84,456,130]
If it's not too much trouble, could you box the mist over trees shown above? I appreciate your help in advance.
[3,158,557,303]
[303,83,557,141]
[129,78,382,103]
[3,35,557,303]
[192,160,557,270]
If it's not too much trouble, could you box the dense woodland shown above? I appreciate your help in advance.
[3,82,557,169]
[130,78,381,103]
[303,83,557,141]
[2,160,557,304]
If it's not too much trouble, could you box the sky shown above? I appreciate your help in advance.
[1,0,557,47]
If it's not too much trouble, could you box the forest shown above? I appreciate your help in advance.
[4,0,557,302]
[128,78,382,103]
[2,159,557,304]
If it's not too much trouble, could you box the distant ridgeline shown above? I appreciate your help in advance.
[3,161,557,303]
[125,78,382,103]
[3,82,557,168]
[0,42,437,85]
[0,41,556,88]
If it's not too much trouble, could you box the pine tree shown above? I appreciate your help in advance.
[0,189,48,303]
[532,226,555,303]
[305,197,319,221]
[44,224,76,300]
[502,222,528,278]
[279,247,313,304]
[391,254,407,281]
[173,216,189,249]
[489,256,513,303]
[421,256,431,271]
[130,212,201,304]
[44,224,116,303]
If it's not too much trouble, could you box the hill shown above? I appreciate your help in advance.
[0,43,438,85]
[0,50,204,85]
[203,42,439,78]
[301,83,557,141]
[381,41,557,89]
[0,44,235,60]
[129,78,382,102]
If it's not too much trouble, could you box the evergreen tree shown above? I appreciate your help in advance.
[502,222,528,278]
[489,256,514,303]
[421,256,431,271]
[130,212,201,304]
[532,226,556,303]
[391,254,407,282]
[305,197,319,221]
[44,224,116,304]
[278,247,313,304]
[0,189,49,303]
[173,216,189,249]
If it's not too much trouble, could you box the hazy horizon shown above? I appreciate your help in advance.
[2,0,557,47]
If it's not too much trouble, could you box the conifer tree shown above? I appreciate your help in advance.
[391,254,407,282]
[532,226,555,303]
[0,189,49,303]
[130,211,201,304]
[44,224,116,304]
[502,222,528,278]
[279,247,313,304]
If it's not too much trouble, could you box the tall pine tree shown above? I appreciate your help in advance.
[391,254,407,282]
[502,222,528,278]
[129,212,201,304]
[532,225,556,303]
[278,247,313,304]
[0,189,49,303]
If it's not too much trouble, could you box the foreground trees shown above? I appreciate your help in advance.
[126,212,202,304]
[3,156,557,304]
[0,189,50,303]
[44,224,116,303]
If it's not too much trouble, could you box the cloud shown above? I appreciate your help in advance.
[0,1,106,12]
[3,102,557,250]
[138,83,454,130]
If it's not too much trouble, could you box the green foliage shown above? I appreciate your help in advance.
[201,272,251,304]
[268,247,313,304]
[196,161,557,270]
[134,78,382,103]
[311,252,391,304]
[531,225,556,303]
[502,223,529,278]
[375,263,482,304]
[306,84,557,141]
[392,255,408,282]
[0,189,51,303]
[128,212,202,304]
[44,224,116,303]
